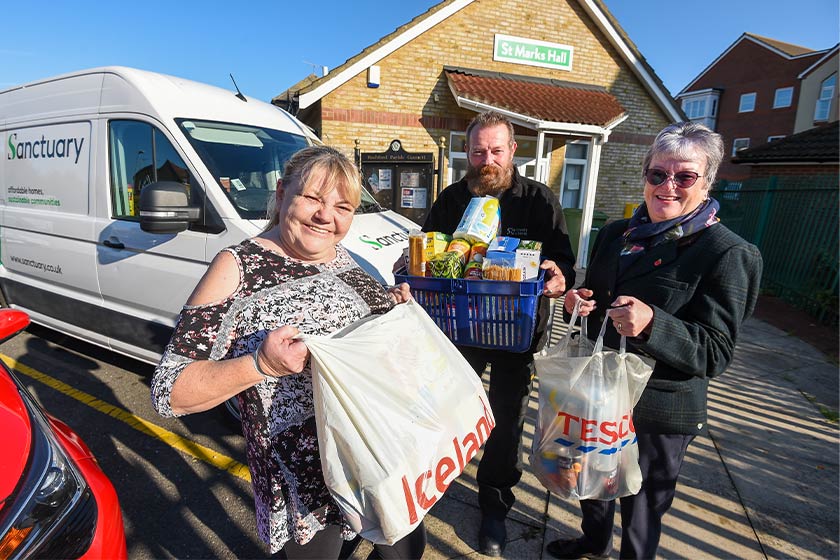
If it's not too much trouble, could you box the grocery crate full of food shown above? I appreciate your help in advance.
[394,196,544,352]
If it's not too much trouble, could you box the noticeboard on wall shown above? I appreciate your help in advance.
[360,139,434,224]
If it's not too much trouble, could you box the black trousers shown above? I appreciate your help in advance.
[577,432,695,559]
[273,523,426,560]
[460,346,535,520]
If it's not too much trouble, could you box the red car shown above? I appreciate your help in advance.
[0,309,127,559]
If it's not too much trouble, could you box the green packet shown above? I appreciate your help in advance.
[517,239,543,251]
[429,251,464,279]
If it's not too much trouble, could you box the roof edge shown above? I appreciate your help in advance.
[297,0,473,109]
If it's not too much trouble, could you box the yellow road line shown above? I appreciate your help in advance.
[0,353,251,483]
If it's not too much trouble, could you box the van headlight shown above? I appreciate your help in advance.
[0,377,96,559]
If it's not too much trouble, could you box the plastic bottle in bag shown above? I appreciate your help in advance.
[593,450,620,499]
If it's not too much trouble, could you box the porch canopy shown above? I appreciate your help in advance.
[445,66,627,267]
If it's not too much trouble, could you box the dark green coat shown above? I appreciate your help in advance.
[578,219,763,435]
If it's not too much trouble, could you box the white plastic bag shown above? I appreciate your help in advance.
[303,299,495,544]
[529,301,653,501]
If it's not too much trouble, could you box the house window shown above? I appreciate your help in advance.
[773,87,793,108]
[814,73,836,122]
[732,138,750,156]
[722,182,742,201]
[739,93,756,113]
[767,135,785,143]
[559,141,589,210]
[447,131,548,184]
[679,91,719,128]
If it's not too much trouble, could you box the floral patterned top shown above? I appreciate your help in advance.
[150,239,393,553]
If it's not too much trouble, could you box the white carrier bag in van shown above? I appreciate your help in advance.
[303,299,494,545]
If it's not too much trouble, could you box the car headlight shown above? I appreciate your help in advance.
[0,376,96,559]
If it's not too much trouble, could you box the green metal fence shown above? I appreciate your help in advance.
[714,175,839,325]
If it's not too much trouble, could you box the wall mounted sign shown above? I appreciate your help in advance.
[493,34,574,71]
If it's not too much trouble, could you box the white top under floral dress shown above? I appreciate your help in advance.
[150,239,394,553]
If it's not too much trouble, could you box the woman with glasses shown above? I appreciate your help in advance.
[546,122,762,560]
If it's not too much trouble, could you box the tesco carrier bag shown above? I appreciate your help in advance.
[529,301,653,501]
[303,299,494,544]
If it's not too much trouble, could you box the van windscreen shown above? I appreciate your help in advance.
[178,119,309,220]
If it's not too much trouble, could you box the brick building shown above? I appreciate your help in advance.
[273,0,683,266]
[675,33,833,184]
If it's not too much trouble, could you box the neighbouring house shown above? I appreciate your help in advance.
[272,0,684,267]
[675,33,834,183]
[731,120,839,177]
[794,44,839,133]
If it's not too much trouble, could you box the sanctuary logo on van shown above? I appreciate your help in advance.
[7,132,86,164]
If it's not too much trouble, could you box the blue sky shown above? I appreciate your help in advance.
[4,1,838,103]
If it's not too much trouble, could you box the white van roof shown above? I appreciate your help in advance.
[0,66,310,137]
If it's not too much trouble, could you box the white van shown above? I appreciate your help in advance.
[0,66,417,368]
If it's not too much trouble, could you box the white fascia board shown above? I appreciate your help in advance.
[798,45,839,79]
[452,94,623,139]
[577,0,682,122]
[675,88,720,100]
[298,0,473,109]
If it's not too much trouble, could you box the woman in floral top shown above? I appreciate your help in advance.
[151,146,425,559]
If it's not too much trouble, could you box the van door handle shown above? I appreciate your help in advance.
[103,239,125,250]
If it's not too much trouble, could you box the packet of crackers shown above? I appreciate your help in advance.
[481,252,522,281]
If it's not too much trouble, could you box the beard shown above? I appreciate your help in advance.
[465,162,514,197]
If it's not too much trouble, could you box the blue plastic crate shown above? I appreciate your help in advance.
[394,270,544,352]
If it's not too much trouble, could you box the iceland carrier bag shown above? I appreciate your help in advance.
[303,299,494,544]
[529,301,653,501]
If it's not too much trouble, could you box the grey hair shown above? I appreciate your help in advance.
[465,110,516,148]
[643,122,724,188]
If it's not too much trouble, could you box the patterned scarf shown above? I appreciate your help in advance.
[619,198,720,275]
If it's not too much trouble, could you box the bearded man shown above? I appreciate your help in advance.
[421,110,576,556]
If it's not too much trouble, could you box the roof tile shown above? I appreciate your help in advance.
[445,67,625,127]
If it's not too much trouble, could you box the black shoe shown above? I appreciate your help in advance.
[546,537,610,559]
[478,516,507,557]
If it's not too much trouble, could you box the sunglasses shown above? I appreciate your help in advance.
[643,168,703,189]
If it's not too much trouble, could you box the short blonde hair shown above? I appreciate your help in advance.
[265,146,361,230]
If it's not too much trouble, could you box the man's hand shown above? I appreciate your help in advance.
[539,259,567,298]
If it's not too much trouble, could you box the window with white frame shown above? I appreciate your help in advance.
[773,87,794,108]
[447,131,547,184]
[768,135,785,143]
[739,93,756,113]
[732,138,750,156]
[679,91,719,128]
[814,73,836,122]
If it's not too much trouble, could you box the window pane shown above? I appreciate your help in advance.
[739,93,756,112]
[732,138,750,156]
[109,121,153,219]
[450,157,467,184]
[773,87,793,108]
[566,143,588,160]
[814,74,836,121]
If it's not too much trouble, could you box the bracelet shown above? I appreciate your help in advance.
[251,341,274,379]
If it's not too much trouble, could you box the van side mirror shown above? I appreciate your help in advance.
[139,181,201,234]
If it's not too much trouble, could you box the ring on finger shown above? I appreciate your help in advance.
[617,322,622,331]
